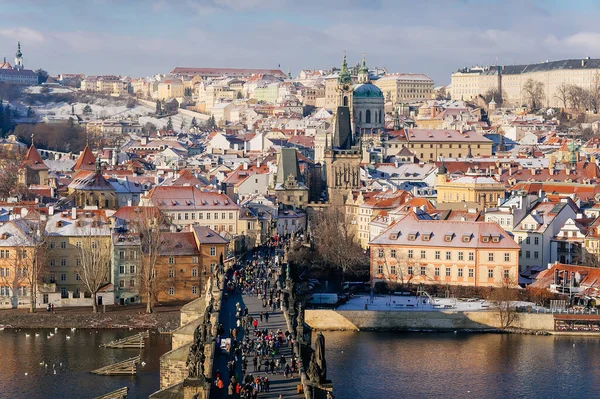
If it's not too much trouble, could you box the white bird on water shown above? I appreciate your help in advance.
[141,361,146,367]
[35,333,40,337]
[70,328,76,332]
[53,370,56,375]
[24,372,28,376]
[25,333,30,337]
[66,336,71,340]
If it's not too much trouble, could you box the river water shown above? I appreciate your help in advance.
[0,328,171,399]
[3,328,600,399]
[323,331,600,399]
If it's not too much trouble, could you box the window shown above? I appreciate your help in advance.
[468,268,474,278]
[458,268,463,278]
[130,279,135,287]
[199,213,204,220]
[526,251,531,259]
[488,269,494,279]
[214,213,219,220]
[184,213,189,220]
[534,237,539,246]
[206,213,210,220]
[420,266,426,276]
[435,267,440,277]
[168,287,175,296]
[518,236,523,244]
[445,251,451,261]
[60,241,66,249]
[420,250,426,259]
[61,287,67,298]
[50,259,55,267]
[192,286,198,295]
[169,257,175,264]
[50,242,55,249]
[192,268,198,277]
[76,241,82,248]
[60,258,67,266]
[119,251,125,260]
[192,256,199,264]
[119,265,125,274]
[458,252,464,261]
[229,212,234,219]
[504,253,510,262]
[378,249,384,258]
[408,250,413,259]
[60,273,67,281]
[168,269,175,278]
[131,250,137,259]
[222,213,226,219]
[526,237,530,245]
[504,270,510,280]
[210,247,216,256]
[445,267,451,277]
[119,280,125,288]
[391,250,397,258]
[435,250,441,260]
[408,266,413,275]
[534,251,539,259]
[391,265,396,275]
[488,253,494,262]
[468,252,474,261]
[377,264,383,274]
[129,265,136,274]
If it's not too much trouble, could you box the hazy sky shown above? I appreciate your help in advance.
[1,0,599,84]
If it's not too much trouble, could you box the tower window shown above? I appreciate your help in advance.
[343,96,348,107]
[366,109,371,123]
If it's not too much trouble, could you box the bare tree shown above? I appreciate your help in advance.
[588,72,600,114]
[131,207,168,314]
[76,217,111,313]
[522,78,545,109]
[19,220,48,312]
[555,83,570,109]
[490,277,518,329]
[312,206,368,281]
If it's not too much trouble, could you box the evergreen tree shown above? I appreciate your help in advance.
[71,104,75,115]
[83,104,93,115]
[155,100,161,115]
[166,117,173,131]
[191,117,197,128]
[208,115,216,129]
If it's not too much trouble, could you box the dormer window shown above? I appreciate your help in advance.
[445,233,454,242]
[408,232,417,241]
[389,232,399,240]
[481,235,490,243]
[463,234,471,243]
[491,234,500,243]
[422,232,432,241]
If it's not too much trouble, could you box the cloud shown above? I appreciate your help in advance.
[0,27,46,45]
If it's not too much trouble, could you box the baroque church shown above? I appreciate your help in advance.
[323,53,385,205]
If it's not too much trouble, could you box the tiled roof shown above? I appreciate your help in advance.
[192,225,229,245]
[144,186,239,211]
[370,212,520,249]
[21,145,48,171]
[161,232,199,256]
[73,145,96,172]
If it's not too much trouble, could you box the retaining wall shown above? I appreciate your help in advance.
[305,310,555,332]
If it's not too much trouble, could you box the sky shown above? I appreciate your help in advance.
[1,0,600,84]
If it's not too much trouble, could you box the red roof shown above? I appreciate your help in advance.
[21,145,48,171]
[73,145,96,172]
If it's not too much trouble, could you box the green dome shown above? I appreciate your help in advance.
[353,83,383,98]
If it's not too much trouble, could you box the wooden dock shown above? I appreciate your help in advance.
[92,386,129,399]
[91,356,140,376]
[101,331,149,348]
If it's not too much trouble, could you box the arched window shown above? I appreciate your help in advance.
[343,96,348,107]
[379,111,382,124]
[359,111,362,122]
[366,109,371,123]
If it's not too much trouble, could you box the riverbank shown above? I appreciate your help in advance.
[0,305,181,329]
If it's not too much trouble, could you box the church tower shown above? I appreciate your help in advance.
[357,53,369,84]
[14,41,23,71]
[336,52,354,111]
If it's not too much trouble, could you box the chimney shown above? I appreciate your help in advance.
[243,162,248,170]
[71,207,77,220]
[141,136,148,145]
[48,206,54,216]
[257,160,261,168]
[127,199,132,206]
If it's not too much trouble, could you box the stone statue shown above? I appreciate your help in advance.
[307,352,320,383]
[193,324,201,345]
[186,343,199,378]
[315,331,327,382]
[297,303,304,327]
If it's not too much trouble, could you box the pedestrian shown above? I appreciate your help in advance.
[260,312,263,322]
[228,382,234,399]
[253,355,258,371]
[265,311,269,322]
[269,359,275,374]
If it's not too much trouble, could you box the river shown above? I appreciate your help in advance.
[323,331,600,399]
[0,328,171,399]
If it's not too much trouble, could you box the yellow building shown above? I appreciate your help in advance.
[435,166,505,211]
[385,129,493,161]
[374,73,434,107]
[369,212,520,288]
[157,79,184,100]
[44,209,112,300]
[451,59,600,108]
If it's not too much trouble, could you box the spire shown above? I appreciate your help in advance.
[497,133,506,152]
[95,153,101,174]
[438,159,447,175]
[359,53,368,74]
[337,51,352,85]
[31,133,34,147]
[16,41,22,58]
[358,52,369,83]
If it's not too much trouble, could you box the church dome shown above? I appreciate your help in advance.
[353,83,383,98]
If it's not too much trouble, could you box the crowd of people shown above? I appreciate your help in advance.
[213,243,300,399]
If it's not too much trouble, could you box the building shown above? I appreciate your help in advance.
[19,143,49,187]
[81,75,128,96]
[385,129,493,161]
[140,186,241,235]
[274,148,309,208]
[171,67,286,79]
[435,165,506,211]
[374,73,434,106]
[157,79,184,100]
[0,42,38,85]
[451,58,600,108]
[68,158,118,210]
[369,212,520,288]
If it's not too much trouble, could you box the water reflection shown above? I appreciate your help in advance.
[0,328,171,399]
[323,331,600,399]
